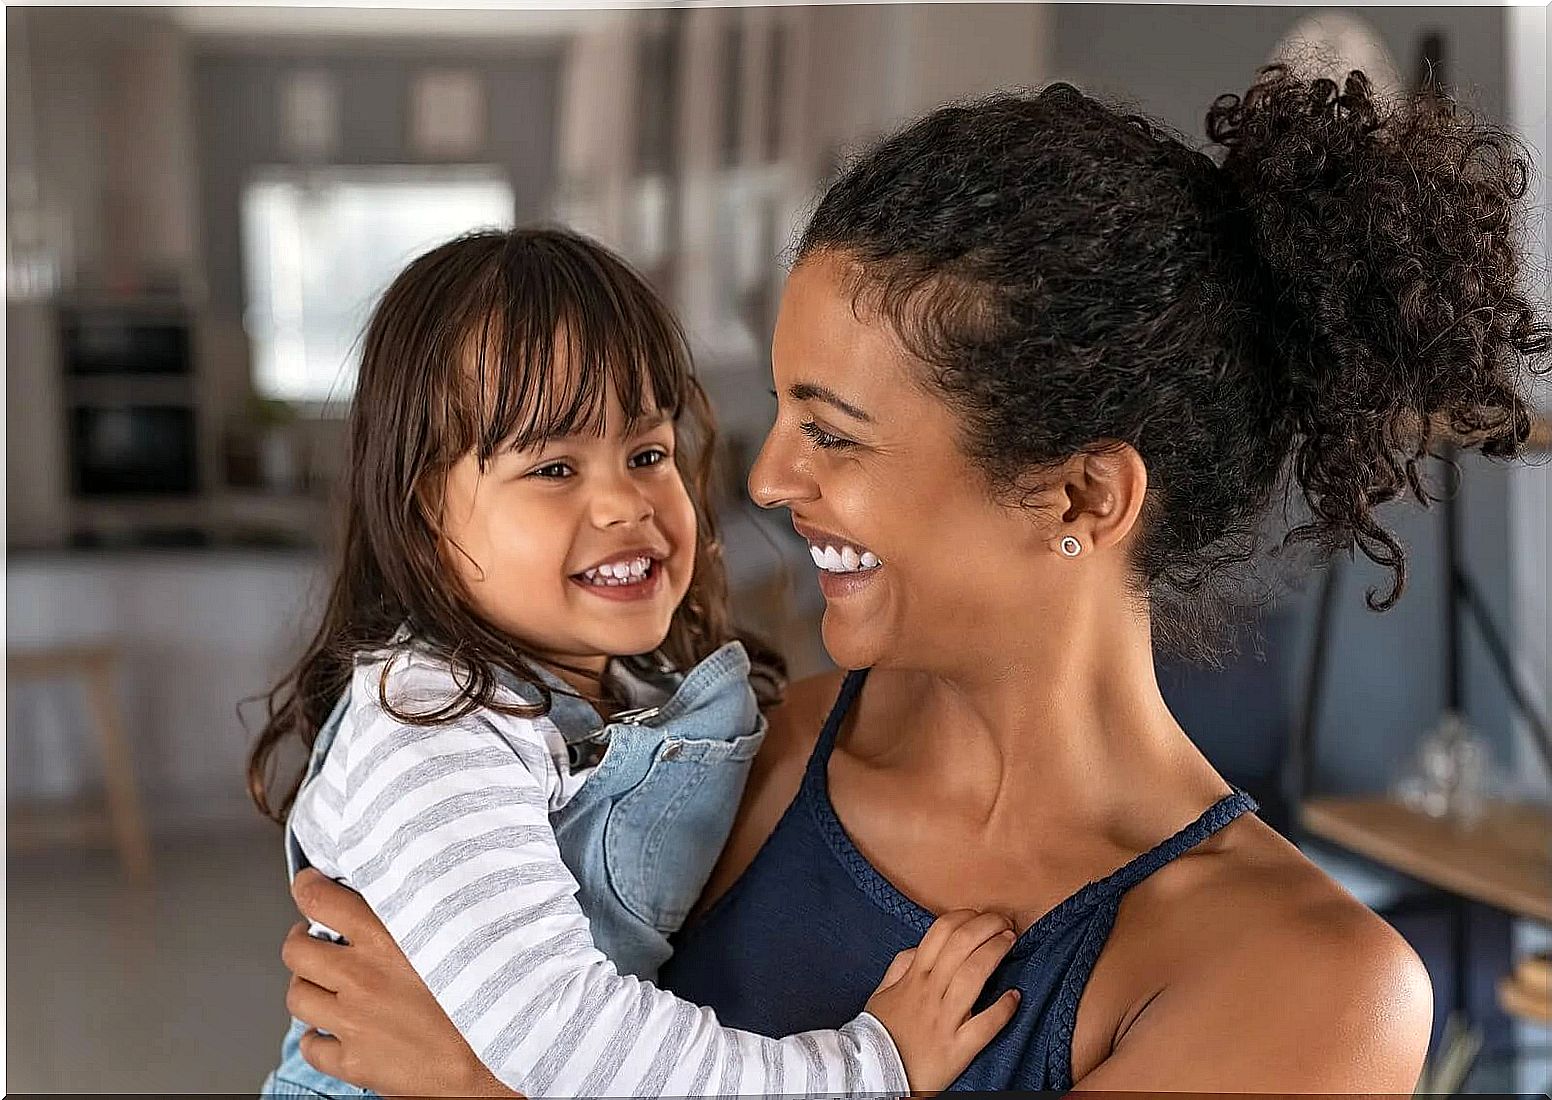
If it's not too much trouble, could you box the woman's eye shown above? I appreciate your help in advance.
[630,447,670,469]
[800,420,854,450]
[530,461,574,479]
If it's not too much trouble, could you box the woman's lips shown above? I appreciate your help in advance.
[815,563,882,600]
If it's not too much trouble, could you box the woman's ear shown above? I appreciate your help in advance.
[1045,443,1148,557]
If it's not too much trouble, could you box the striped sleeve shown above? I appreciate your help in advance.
[328,698,910,1097]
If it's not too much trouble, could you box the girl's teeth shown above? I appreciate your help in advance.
[582,556,653,585]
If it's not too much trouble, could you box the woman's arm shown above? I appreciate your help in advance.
[282,876,516,1098]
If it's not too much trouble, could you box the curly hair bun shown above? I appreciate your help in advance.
[1207,65,1549,608]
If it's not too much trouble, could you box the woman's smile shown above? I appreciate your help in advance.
[796,519,884,598]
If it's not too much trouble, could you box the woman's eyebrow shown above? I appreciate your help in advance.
[788,382,873,423]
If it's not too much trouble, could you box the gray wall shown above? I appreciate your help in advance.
[1052,5,1517,793]
[193,43,563,318]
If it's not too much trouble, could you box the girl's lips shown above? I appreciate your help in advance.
[569,560,666,603]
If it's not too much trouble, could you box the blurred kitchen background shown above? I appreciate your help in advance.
[5,2,1549,1093]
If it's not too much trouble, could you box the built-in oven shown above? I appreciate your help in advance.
[61,303,200,498]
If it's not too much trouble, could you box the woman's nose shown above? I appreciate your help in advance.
[747,426,815,510]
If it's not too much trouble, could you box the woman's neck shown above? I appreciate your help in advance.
[853,594,1219,835]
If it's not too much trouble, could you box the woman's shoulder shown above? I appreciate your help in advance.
[1083,815,1432,1089]
[1144,814,1425,991]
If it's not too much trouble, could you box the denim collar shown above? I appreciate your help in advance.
[379,625,750,747]
[506,641,755,747]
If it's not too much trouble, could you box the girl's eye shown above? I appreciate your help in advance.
[800,420,854,450]
[629,447,670,469]
[530,461,574,479]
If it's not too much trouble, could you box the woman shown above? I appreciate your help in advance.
[275,70,1546,1092]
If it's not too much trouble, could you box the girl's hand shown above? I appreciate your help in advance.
[282,868,519,1098]
[863,908,1022,1092]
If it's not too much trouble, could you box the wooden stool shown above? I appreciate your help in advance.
[8,644,153,881]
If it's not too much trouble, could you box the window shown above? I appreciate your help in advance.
[241,167,515,405]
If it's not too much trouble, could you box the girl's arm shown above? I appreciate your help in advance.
[310,704,1013,1097]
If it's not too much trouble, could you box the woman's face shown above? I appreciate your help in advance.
[749,252,1071,673]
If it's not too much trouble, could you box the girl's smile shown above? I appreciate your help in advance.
[569,550,668,602]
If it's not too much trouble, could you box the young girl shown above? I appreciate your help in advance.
[249,227,1020,1098]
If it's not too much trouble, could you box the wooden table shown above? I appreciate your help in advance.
[1300,796,1552,925]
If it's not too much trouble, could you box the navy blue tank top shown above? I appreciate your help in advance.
[660,669,1258,1091]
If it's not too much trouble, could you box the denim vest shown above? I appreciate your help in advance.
[262,640,765,1099]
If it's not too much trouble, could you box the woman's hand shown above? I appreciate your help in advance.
[282,868,519,1098]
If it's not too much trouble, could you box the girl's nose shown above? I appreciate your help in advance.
[594,475,655,528]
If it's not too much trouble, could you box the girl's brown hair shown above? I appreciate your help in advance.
[247,227,786,823]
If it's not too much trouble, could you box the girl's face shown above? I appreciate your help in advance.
[749,252,1070,673]
[440,383,697,674]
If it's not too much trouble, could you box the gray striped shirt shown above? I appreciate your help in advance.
[290,651,909,1097]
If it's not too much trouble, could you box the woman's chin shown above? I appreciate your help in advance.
[819,612,887,672]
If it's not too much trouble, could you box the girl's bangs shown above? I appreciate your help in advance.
[465,239,691,460]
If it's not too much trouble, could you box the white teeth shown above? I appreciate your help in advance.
[581,555,653,585]
[808,541,883,574]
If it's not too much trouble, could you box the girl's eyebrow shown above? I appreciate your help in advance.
[628,412,672,433]
[502,412,672,453]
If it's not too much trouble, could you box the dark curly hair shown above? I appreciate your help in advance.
[798,66,1549,658]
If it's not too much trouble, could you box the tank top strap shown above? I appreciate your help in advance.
[803,668,870,783]
[1094,788,1259,901]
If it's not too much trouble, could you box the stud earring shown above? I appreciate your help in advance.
[1059,536,1082,558]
